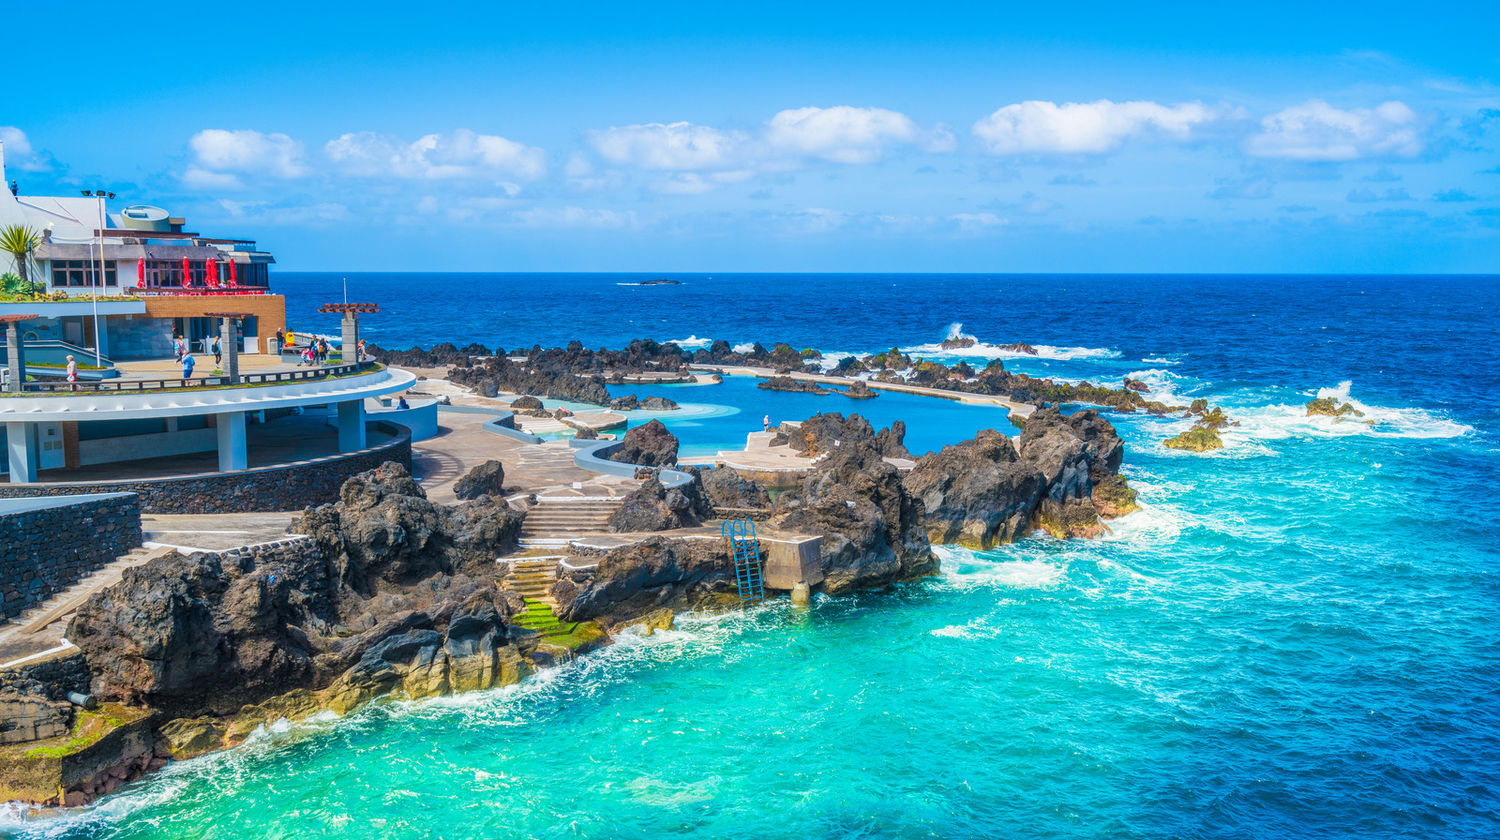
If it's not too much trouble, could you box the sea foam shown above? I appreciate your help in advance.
[901,323,1121,362]
[1228,381,1472,443]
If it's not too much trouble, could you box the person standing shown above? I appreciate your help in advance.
[763,413,771,432]
[181,352,195,384]
[212,335,222,367]
[65,354,77,391]
[275,328,285,354]
[357,339,367,361]
[172,334,183,362]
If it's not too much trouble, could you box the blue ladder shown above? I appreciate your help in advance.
[722,518,764,606]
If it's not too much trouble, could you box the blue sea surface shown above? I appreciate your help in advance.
[6,274,1499,839]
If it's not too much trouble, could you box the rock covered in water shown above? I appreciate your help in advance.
[939,336,977,350]
[639,396,680,411]
[903,429,1047,548]
[1164,425,1223,452]
[996,342,1038,355]
[452,459,506,500]
[608,419,679,467]
[1306,397,1364,417]
[842,380,878,399]
[1123,378,1148,392]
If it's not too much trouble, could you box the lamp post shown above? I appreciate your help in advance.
[82,189,115,367]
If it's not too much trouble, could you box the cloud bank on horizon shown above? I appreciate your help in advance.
[3,1,1497,272]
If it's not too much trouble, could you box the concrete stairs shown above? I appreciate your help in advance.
[0,544,175,669]
[500,555,596,648]
[518,497,622,549]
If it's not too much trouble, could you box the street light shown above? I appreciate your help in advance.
[83,188,115,367]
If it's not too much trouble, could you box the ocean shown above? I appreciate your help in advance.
[5,273,1498,839]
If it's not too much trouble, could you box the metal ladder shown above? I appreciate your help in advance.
[722,518,764,606]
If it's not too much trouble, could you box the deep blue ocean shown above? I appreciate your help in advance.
[6,273,1499,839]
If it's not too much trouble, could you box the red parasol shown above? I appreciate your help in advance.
[227,258,238,288]
[136,257,145,285]
[206,258,220,289]
[181,256,190,289]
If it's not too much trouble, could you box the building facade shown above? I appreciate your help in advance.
[0,142,286,359]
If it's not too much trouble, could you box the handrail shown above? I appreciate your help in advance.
[572,439,694,488]
[14,359,380,394]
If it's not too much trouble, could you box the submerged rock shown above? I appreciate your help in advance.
[842,380,878,399]
[1306,397,1364,417]
[1164,425,1223,452]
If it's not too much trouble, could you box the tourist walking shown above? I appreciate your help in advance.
[763,413,770,432]
[173,334,184,362]
[356,339,367,361]
[318,337,329,364]
[212,335,222,367]
[181,352,195,383]
[65,354,77,391]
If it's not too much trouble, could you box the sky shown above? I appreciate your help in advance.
[3,0,1498,273]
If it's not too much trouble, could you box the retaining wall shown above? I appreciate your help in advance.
[0,493,142,622]
[0,423,411,515]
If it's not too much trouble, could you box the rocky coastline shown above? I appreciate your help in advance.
[4,333,1150,810]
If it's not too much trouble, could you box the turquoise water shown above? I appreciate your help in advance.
[4,275,1498,838]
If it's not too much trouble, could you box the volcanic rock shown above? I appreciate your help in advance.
[903,430,1047,548]
[607,476,700,533]
[608,419,679,467]
[452,460,506,500]
[510,395,543,410]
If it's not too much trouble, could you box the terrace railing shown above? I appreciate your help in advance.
[14,359,380,394]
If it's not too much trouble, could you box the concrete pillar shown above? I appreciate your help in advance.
[220,317,240,384]
[341,313,359,363]
[6,421,38,482]
[216,411,248,472]
[337,399,366,452]
[94,319,109,360]
[5,321,24,393]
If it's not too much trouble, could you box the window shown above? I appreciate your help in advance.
[49,259,117,288]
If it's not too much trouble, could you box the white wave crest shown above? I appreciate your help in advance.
[1123,368,1196,407]
[664,335,712,349]
[731,342,756,354]
[935,545,1065,589]
[901,325,1121,362]
[1226,381,1472,443]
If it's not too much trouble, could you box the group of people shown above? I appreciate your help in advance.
[274,329,334,367]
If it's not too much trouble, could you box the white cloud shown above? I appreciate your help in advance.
[326,129,546,180]
[1246,100,1423,161]
[973,99,1220,154]
[188,129,306,178]
[512,206,641,229]
[183,167,247,190]
[0,127,52,172]
[589,122,747,170]
[765,106,943,163]
[950,212,1008,230]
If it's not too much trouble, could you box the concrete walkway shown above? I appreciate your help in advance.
[700,366,1036,416]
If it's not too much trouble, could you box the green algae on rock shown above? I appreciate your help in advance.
[1164,425,1224,452]
[1306,397,1365,417]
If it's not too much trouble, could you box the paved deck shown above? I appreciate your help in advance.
[142,511,301,550]
[701,366,1036,416]
[413,408,636,504]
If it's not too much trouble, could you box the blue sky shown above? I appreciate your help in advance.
[5,1,1498,272]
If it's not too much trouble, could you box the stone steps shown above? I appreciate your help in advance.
[519,498,622,541]
[16,545,175,636]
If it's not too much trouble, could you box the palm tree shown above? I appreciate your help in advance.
[0,224,42,287]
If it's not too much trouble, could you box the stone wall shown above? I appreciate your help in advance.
[0,423,411,515]
[0,494,142,622]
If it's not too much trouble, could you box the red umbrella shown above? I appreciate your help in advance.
[227,258,238,288]
[206,258,220,289]
[181,256,191,289]
[136,257,145,285]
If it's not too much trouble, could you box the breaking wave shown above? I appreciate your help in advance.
[1228,381,1473,443]
[664,335,713,349]
[902,324,1121,362]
